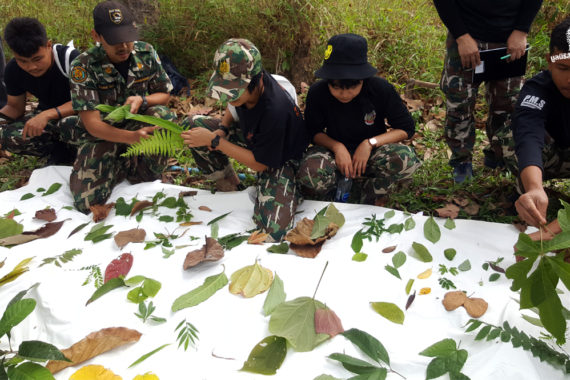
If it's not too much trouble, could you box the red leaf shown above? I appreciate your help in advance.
[130,200,153,216]
[314,307,344,337]
[31,221,65,238]
[104,253,133,283]
[90,203,115,222]
[35,208,57,222]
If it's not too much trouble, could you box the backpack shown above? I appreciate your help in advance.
[52,41,75,78]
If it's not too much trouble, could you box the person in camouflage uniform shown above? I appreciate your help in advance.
[69,1,174,213]
[181,38,309,241]
[434,0,542,183]
[299,34,420,204]
[0,17,79,164]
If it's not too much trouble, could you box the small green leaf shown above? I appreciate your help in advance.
[370,302,404,325]
[352,252,368,262]
[419,338,456,357]
[404,217,416,231]
[444,248,457,261]
[341,328,390,366]
[0,299,36,338]
[158,215,174,222]
[475,325,492,340]
[489,273,500,282]
[211,222,219,240]
[208,211,232,226]
[128,343,170,368]
[325,203,345,228]
[158,197,178,208]
[267,242,289,254]
[384,210,395,219]
[426,356,448,380]
[444,218,456,230]
[20,193,35,200]
[410,242,433,262]
[240,335,287,375]
[311,214,330,239]
[17,340,70,362]
[328,353,379,374]
[125,275,146,287]
[263,273,286,316]
[405,279,414,295]
[392,251,406,268]
[42,183,62,196]
[424,216,441,244]
[68,222,90,239]
[86,277,125,305]
[464,320,482,333]
[386,223,404,234]
[351,230,364,253]
[127,287,147,303]
[172,269,228,311]
[6,362,54,380]
[142,278,162,297]
[384,265,401,279]
[458,259,471,272]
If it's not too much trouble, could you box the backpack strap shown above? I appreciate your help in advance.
[52,43,73,78]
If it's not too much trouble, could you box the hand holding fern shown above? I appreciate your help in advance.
[181,127,215,148]
[130,126,160,144]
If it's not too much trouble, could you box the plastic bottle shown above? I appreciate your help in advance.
[334,177,352,203]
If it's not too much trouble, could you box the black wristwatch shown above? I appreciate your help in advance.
[140,94,148,112]
[211,134,221,150]
[218,123,230,136]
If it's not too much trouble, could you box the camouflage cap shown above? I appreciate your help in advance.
[207,38,262,102]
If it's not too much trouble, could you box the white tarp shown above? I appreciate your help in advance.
[0,166,568,380]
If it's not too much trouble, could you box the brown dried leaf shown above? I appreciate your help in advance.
[183,237,224,270]
[314,307,344,337]
[35,220,65,238]
[285,217,339,258]
[46,327,142,374]
[289,241,325,258]
[35,208,56,222]
[463,297,488,318]
[463,202,480,216]
[179,221,203,227]
[114,228,146,249]
[401,95,424,113]
[424,119,441,132]
[130,200,154,216]
[452,197,470,207]
[405,291,416,310]
[435,204,460,219]
[248,230,269,245]
[199,206,212,212]
[187,105,213,117]
[285,218,315,246]
[442,291,467,311]
[1,220,67,246]
[90,203,115,222]
[382,245,397,253]
[179,190,198,198]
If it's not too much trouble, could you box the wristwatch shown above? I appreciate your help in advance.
[368,137,378,147]
[140,95,148,112]
[211,134,221,150]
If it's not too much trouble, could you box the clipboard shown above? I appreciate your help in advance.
[473,45,528,83]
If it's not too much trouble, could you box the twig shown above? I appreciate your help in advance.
[312,261,329,300]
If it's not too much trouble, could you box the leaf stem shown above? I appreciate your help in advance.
[312,261,329,299]
[390,368,406,379]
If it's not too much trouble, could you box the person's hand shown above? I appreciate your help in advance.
[130,125,159,144]
[456,34,480,69]
[352,139,373,177]
[332,143,353,177]
[22,113,49,140]
[181,127,216,148]
[506,30,528,62]
[515,188,548,227]
[125,96,143,114]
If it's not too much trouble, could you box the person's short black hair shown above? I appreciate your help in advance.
[327,78,363,89]
[246,69,264,93]
[550,16,570,54]
[3,17,48,57]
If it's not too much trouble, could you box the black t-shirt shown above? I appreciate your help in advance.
[235,71,308,168]
[305,77,415,152]
[4,45,80,110]
[433,0,542,43]
[512,70,570,171]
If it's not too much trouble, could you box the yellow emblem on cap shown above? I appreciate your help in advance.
[71,66,88,83]
[324,45,333,60]
[219,60,230,75]
[109,9,123,24]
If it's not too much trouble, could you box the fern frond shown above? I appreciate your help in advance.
[123,129,185,157]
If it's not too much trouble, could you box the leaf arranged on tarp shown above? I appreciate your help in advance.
[419,338,469,380]
[133,372,160,380]
[0,257,34,287]
[384,265,400,279]
[392,251,406,268]
[130,200,154,216]
[128,343,170,368]
[405,279,414,295]
[18,340,70,362]
[69,365,121,380]
[179,190,198,198]
[341,328,390,366]
[464,297,488,318]
[404,217,416,231]
[324,203,345,228]
[248,230,269,244]
[442,291,467,311]
[419,287,431,295]
[285,217,339,258]
[68,222,90,238]
[410,242,433,262]
[172,268,228,311]
[263,273,286,316]
[406,291,416,310]
[90,203,115,222]
[458,260,471,272]
[384,210,395,219]
[84,222,114,243]
[268,296,329,352]
[114,228,146,249]
[314,307,344,337]
[35,208,56,222]
[217,232,248,250]
[20,193,35,200]
[313,375,342,380]
[417,268,432,279]
[230,261,274,298]
[207,211,232,225]
[370,302,405,325]
[327,353,385,377]
[353,252,368,262]
[0,218,24,239]
[183,237,224,269]
[444,218,456,230]
[351,230,364,253]
[267,242,289,254]
[199,205,212,212]
[104,253,133,283]
[86,277,126,305]
[0,297,36,338]
[419,338,457,357]
[424,216,441,243]
[114,197,136,216]
[444,248,457,261]
[46,327,142,374]
[179,221,203,227]
[241,335,287,375]
[0,221,65,247]
[158,215,174,222]
[382,245,397,253]
[6,362,54,380]
[40,248,83,268]
[126,276,161,303]
[42,182,62,196]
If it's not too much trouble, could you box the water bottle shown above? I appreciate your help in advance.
[334,177,352,203]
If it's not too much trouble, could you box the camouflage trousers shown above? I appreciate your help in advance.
[298,144,421,204]
[440,34,522,168]
[70,105,175,213]
[180,115,304,241]
[0,111,79,162]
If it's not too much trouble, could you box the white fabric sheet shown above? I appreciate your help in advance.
[0,166,568,380]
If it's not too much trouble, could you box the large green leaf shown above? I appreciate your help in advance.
[538,293,566,345]
[410,242,433,262]
[370,302,405,325]
[263,273,286,316]
[0,299,36,338]
[514,233,540,258]
[549,255,570,291]
[505,257,535,291]
[42,183,62,196]
[327,353,379,374]
[558,200,570,232]
[268,297,329,352]
[0,218,24,239]
[6,362,54,380]
[542,231,570,253]
[528,260,556,306]
[419,338,457,357]
[240,335,287,375]
[341,328,390,366]
[86,277,126,305]
[445,349,468,373]
[17,341,70,362]
[311,214,331,239]
[172,269,228,312]
[424,216,441,244]
[425,356,448,380]
[325,203,345,228]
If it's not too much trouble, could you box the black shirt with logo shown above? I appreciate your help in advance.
[235,71,308,168]
[512,70,570,171]
[4,45,79,111]
[305,76,415,152]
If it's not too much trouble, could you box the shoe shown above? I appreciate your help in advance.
[453,162,473,183]
[483,156,505,169]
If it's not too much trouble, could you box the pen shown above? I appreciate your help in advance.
[500,46,532,60]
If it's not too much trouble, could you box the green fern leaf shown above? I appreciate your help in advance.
[123,129,184,157]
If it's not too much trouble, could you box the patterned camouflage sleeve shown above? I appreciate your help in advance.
[69,54,101,112]
[144,43,173,95]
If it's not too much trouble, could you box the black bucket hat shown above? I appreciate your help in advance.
[315,33,377,80]
[93,1,138,45]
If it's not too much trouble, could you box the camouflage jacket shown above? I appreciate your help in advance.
[70,41,173,112]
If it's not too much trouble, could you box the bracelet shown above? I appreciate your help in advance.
[54,107,62,119]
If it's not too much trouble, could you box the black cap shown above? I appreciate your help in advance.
[315,33,377,80]
[93,1,138,45]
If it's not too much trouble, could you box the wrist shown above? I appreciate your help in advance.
[140,95,148,112]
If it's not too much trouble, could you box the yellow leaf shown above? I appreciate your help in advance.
[70,365,122,380]
[0,257,34,287]
[419,287,431,295]
[229,261,273,298]
[133,372,160,380]
[417,268,432,279]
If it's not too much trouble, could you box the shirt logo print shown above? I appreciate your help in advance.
[520,94,546,110]
[364,110,376,126]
